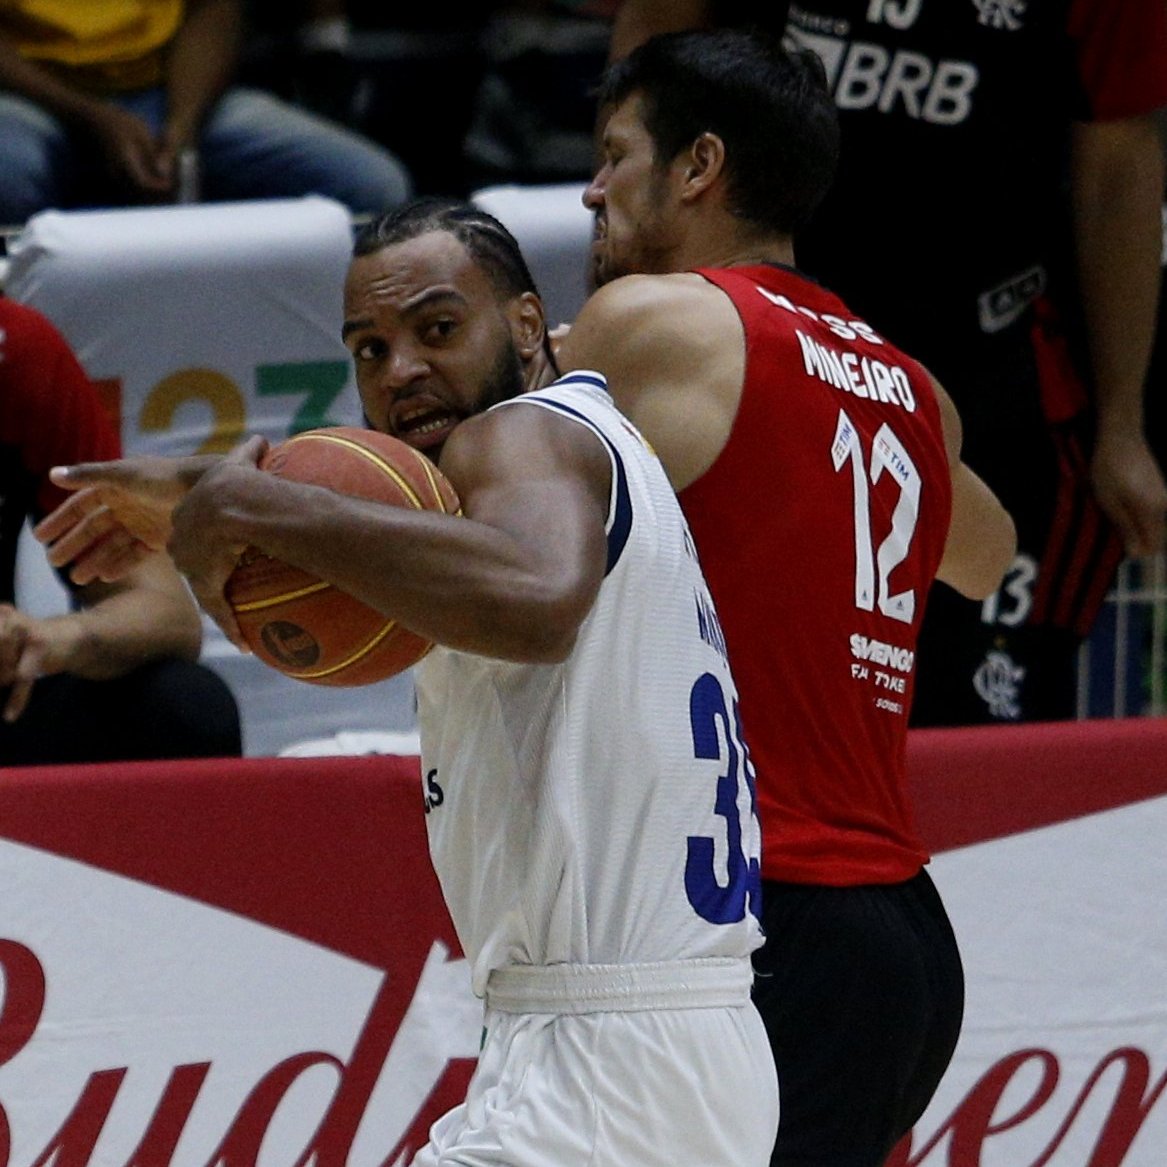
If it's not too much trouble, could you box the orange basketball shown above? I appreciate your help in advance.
[225,426,461,686]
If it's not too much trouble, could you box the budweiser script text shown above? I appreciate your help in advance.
[0,938,1163,1166]
[0,939,475,1167]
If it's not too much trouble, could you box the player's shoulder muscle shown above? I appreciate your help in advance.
[440,396,610,513]
[560,275,743,488]
[562,274,731,372]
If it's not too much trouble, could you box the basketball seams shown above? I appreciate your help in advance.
[282,431,426,509]
[404,443,457,514]
[286,615,411,681]
[230,579,331,613]
[281,428,460,515]
[228,426,458,685]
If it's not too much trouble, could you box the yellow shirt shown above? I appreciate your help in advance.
[0,0,184,91]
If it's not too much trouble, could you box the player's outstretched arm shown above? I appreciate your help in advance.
[34,449,252,584]
[169,408,612,663]
[931,377,1017,599]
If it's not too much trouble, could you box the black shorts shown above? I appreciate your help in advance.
[752,869,964,1167]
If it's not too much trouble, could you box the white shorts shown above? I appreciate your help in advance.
[412,959,779,1167]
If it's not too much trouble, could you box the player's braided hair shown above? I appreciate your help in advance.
[353,198,543,303]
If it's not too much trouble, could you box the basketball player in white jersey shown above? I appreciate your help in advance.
[35,198,779,1166]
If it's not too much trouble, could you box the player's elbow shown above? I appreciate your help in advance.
[503,557,601,663]
[936,466,1018,600]
[503,593,588,663]
[167,601,206,660]
[991,510,1019,585]
[939,507,1017,601]
[521,630,580,664]
[476,620,580,665]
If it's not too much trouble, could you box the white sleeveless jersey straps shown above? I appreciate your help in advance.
[415,372,764,997]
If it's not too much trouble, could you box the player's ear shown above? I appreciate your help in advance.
[680,132,726,201]
[509,291,547,360]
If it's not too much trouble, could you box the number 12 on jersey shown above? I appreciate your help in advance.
[832,408,921,624]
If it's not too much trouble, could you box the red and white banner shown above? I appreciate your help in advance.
[0,718,1164,1166]
[898,718,1167,1166]
[0,756,479,1167]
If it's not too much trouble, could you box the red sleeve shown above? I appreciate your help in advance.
[0,299,122,519]
[1069,0,1167,120]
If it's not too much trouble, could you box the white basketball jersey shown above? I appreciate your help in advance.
[415,373,764,997]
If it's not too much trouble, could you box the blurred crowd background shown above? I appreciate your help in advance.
[1,0,1165,760]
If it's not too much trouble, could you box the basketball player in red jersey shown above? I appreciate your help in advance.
[555,30,1017,1167]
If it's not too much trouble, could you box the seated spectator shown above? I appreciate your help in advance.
[0,0,412,226]
[240,0,363,127]
[1,296,242,764]
[241,2,492,198]
[462,1,617,189]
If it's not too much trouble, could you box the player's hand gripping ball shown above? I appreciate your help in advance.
[225,427,460,686]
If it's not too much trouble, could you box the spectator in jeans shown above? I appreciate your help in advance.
[0,0,412,224]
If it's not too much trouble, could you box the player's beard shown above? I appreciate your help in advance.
[593,170,678,287]
[476,335,526,412]
[360,338,525,437]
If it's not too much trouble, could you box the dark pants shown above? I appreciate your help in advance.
[0,658,242,765]
[910,305,1123,727]
[752,869,964,1167]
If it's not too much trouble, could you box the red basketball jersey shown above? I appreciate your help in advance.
[682,265,952,884]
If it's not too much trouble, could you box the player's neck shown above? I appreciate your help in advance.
[669,221,794,274]
[526,346,559,391]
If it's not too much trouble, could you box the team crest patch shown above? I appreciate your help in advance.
[972,0,1027,31]
[973,649,1026,720]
